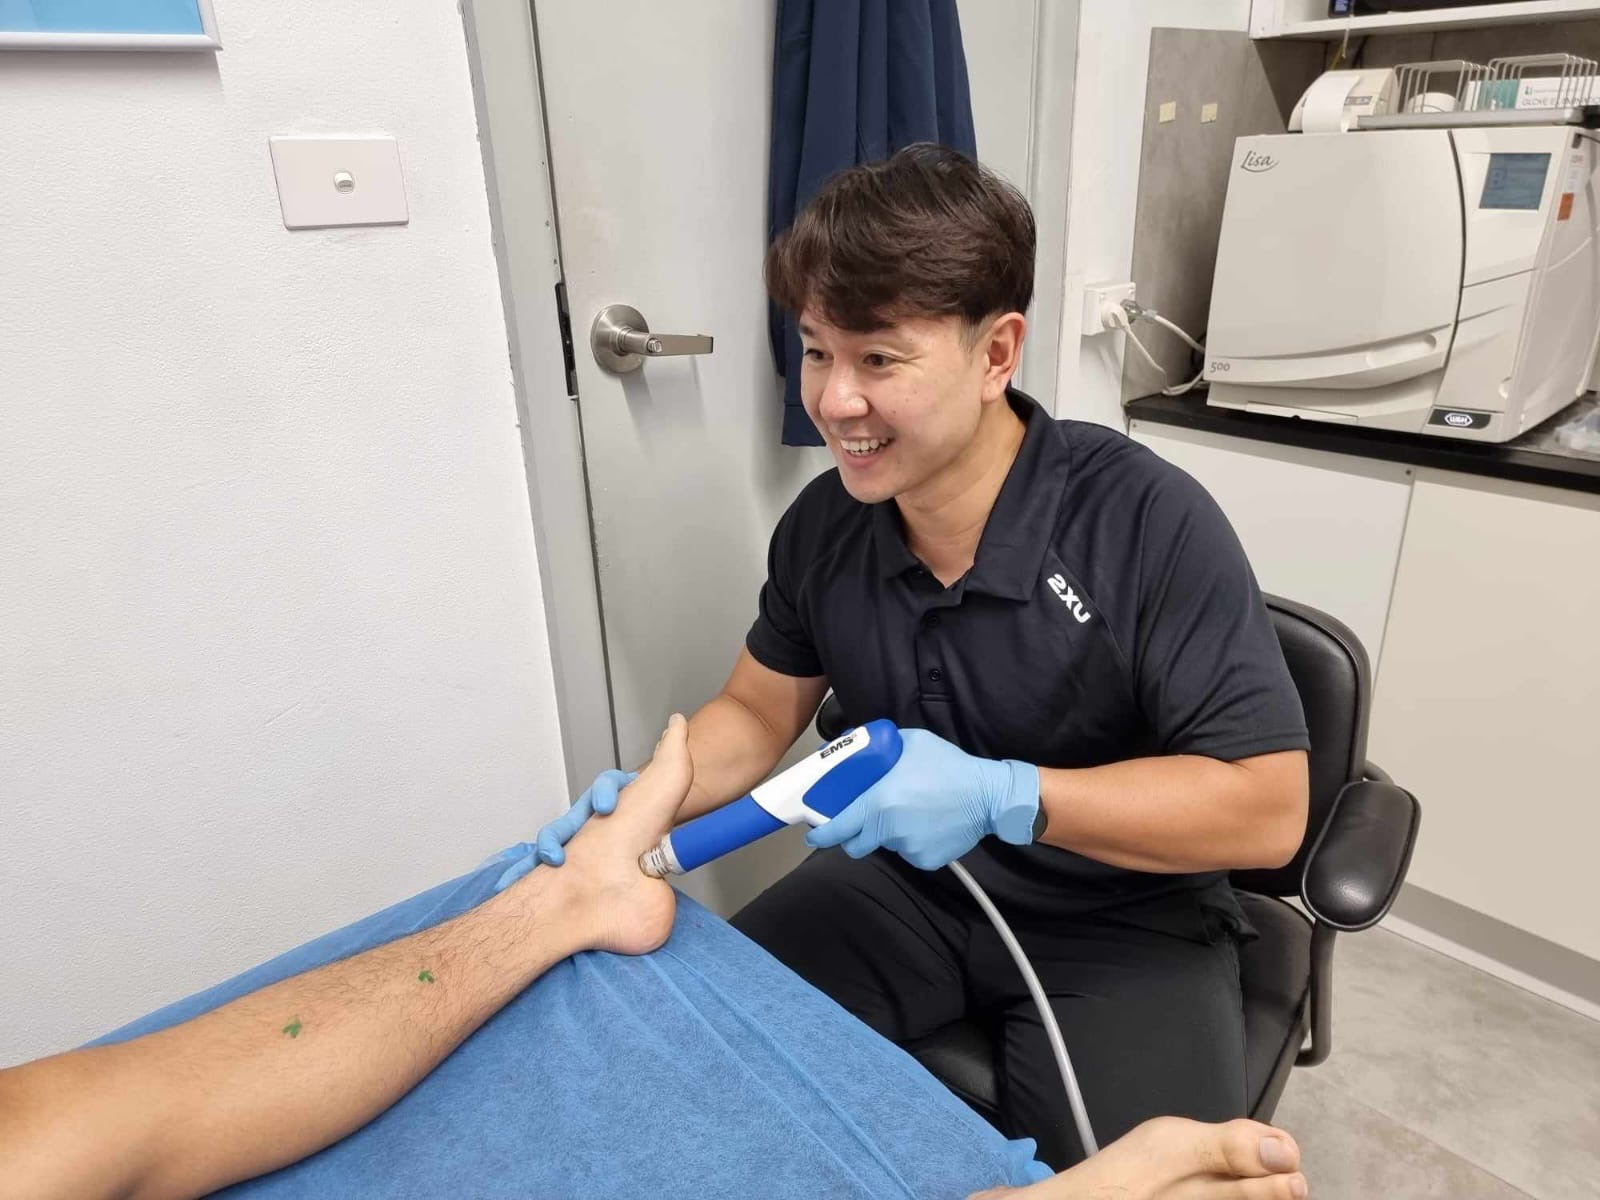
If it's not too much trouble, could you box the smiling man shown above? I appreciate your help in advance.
[532,144,1311,1168]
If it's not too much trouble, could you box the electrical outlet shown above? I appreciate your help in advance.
[1080,282,1136,337]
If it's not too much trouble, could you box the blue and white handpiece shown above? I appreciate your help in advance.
[639,720,903,878]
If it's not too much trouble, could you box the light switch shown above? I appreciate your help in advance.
[268,137,409,230]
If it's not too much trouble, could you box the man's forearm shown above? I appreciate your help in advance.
[0,869,584,1200]
[1035,751,1308,873]
[674,692,793,821]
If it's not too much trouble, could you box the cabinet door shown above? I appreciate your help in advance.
[1370,470,1600,960]
[1130,423,1414,670]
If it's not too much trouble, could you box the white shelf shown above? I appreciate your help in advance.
[1253,0,1600,41]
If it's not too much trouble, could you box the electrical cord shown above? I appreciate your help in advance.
[946,860,1099,1158]
[1108,300,1205,396]
[1330,0,1366,70]
[1142,309,1204,355]
[1115,308,1172,379]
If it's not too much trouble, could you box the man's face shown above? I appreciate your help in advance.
[797,310,992,506]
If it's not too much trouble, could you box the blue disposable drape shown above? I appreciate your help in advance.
[89,855,1051,1197]
[768,0,978,446]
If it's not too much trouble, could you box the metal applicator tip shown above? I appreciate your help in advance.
[638,840,680,879]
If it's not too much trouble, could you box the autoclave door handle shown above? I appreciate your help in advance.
[591,303,715,373]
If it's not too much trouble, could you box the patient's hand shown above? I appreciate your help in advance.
[969,1116,1307,1200]
[550,714,695,957]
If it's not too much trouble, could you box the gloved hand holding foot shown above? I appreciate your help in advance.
[805,728,1041,870]
[491,767,638,890]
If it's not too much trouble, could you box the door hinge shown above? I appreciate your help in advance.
[554,281,579,400]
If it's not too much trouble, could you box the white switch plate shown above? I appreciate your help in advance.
[268,137,408,230]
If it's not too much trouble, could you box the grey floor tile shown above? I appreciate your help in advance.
[1307,926,1600,1200]
[1275,1070,1534,1200]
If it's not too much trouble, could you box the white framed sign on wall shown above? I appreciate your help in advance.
[0,0,220,50]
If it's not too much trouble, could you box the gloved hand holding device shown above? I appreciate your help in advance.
[805,728,1042,870]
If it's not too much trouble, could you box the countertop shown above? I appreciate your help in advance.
[1125,392,1600,496]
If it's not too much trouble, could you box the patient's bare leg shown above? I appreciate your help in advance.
[970,1116,1307,1200]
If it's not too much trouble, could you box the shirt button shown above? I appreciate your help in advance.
[927,668,944,683]
[922,613,941,629]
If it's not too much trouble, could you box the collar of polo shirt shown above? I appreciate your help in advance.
[868,388,1073,600]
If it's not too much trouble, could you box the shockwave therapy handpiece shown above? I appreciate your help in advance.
[639,720,903,878]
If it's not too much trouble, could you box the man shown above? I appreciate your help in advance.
[533,145,1311,1168]
[0,715,1309,1200]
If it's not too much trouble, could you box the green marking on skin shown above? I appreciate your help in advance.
[418,969,435,984]
[282,1018,303,1039]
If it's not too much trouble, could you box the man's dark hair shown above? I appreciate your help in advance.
[766,143,1035,336]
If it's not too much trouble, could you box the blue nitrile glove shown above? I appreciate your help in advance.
[488,768,639,892]
[804,729,1041,870]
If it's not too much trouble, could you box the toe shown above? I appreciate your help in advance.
[655,713,690,765]
[607,714,694,832]
[639,714,693,794]
[1199,1120,1299,1179]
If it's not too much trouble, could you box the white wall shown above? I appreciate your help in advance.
[0,4,566,1064]
[1055,0,1252,428]
[959,0,1080,411]
[960,0,1039,194]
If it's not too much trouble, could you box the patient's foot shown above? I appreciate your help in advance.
[551,714,695,957]
[969,1117,1307,1200]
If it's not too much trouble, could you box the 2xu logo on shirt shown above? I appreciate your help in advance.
[1047,574,1093,624]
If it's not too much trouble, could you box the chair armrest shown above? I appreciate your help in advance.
[1300,778,1421,932]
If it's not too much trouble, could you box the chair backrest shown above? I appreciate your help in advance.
[814,594,1373,900]
[1230,594,1372,898]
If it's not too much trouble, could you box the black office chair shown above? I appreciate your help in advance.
[814,594,1421,1125]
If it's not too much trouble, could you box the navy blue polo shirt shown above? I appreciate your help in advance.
[746,389,1309,922]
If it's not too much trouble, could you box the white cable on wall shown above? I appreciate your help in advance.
[1142,310,1204,355]
[1107,301,1204,396]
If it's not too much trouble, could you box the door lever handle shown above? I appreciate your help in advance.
[592,304,714,373]
[618,330,714,357]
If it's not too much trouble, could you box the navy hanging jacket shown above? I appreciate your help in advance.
[768,0,978,446]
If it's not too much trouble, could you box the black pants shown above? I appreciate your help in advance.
[731,848,1248,1170]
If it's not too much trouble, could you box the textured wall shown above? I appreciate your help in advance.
[0,4,566,1063]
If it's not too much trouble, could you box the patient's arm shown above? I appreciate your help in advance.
[0,716,695,1200]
